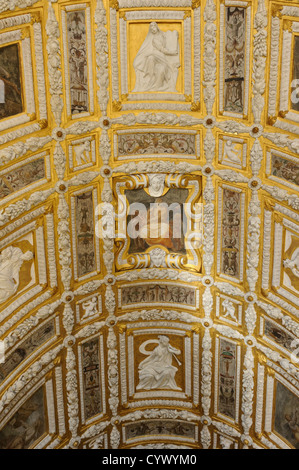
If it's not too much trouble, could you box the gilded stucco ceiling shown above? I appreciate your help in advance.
[0,0,298,450]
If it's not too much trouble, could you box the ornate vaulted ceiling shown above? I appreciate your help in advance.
[0,0,298,450]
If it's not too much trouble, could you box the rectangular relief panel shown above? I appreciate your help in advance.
[219,2,251,118]
[80,337,103,421]
[123,419,197,445]
[62,3,94,120]
[266,147,299,190]
[118,324,199,407]
[76,293,102,324]
[0,43,23,119]
[0,12,47,141]
[259,316,296,357]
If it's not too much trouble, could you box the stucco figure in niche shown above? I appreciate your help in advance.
[0,320,55,383]
[82,337,102,419]
[136,335,182,391]
[221,189,240,278]
[274,381,299,449]
[148,173,165,197]
[132,22,180,93]
[264,319,295,352]
[219,339,236,419]
[0,246,33,303]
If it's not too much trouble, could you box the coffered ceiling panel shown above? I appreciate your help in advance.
[0,0,298,451]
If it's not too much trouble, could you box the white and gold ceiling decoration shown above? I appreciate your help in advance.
[0,0,298,450]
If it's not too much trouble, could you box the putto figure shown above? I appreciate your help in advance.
[132,22,180,93]
[136,335,182,391]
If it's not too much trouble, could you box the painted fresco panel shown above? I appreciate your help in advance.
[67,10,89,115]
[121,283,196,307]
[0,320,55,383]
[75,191,96,277]
[117,132,196,158]
[221,188,241,278]
[224,7,246,114]
[0,158,45,199]
[274,382,299,449]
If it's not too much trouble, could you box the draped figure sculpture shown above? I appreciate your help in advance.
[136,335,182,390]
[132,22,180,93]
[0,246,33,303]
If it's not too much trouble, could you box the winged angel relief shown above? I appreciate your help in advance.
[132,22,180,93]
